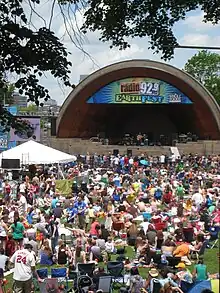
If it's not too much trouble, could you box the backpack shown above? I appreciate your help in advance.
[58,248,67,265]
[151,278,162,293]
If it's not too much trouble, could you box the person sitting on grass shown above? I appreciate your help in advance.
[39,239,53,266]
[192,258,208,281]
[160,282,184,293]
[129,267,145,293]
[105,237,115,261]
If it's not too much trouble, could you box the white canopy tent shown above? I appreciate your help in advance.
[0,140,76,165]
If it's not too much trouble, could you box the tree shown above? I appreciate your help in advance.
[82,0,220,60]
[0,0,71,133]
[184,50,220,105]
[19,104,38,113]
[0,83,15,106]
[0,0,220,133]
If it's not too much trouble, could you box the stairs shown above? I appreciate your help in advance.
[170,146,180,158]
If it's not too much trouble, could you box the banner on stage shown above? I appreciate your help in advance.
[87,77,193,104]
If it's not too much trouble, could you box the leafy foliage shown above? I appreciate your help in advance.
[82,0,220,60]
[1,0,220,134]
[0,0,71,132]
[0,83,15,105]
[19,104,38,113]
[184,50,220,105]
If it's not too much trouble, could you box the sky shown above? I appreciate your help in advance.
[22,1,220,105]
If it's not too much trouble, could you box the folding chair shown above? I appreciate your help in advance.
[34,268,49,292]
[37,268,49,279]
[190,240,208,260]
[51,267,68,291]
[77,262,96,277]
[77,275,93,293]
[43,278,59,293]
[209,226,219,249]
[98,276,112,293]
[107,261,124,285]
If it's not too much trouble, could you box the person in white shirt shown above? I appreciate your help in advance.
[171,153,176,163]
[140,219,150,235]
[192,192,204,208]
[18,194,28,216]
[10,243,41,293]
[129,157,134,165]
[160,154,166,164]
[113,156,120,166]
[0,248,8,271]
[19,182,26,194]
[105,237,115,261]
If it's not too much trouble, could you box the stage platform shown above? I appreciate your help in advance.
[46,138,220,156]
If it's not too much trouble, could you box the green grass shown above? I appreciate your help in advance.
[4,246,219,292]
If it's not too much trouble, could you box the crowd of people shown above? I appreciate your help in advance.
[0,152,219,293]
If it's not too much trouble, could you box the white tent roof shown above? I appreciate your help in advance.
[0,140,76,164]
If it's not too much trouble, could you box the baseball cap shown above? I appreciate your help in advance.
[175,262,186,269]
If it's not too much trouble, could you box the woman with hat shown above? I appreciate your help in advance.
[145,268,160,292]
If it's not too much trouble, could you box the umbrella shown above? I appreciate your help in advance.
[140,159,148,166]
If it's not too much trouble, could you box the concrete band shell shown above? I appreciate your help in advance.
[57,60,220,139]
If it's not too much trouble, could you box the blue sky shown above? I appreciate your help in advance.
[22,1,220,105]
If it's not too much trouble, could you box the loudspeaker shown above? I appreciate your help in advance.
[113,149,119,156]
[29,164,37,178]
[127,149,132,157]
[1,159,20,169]
[12,170,20,180]
[113,149,119,157]
[192,134,198,142]
[172,140,177,146]
[50,117,57,136]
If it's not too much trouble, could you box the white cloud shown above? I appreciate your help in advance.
[180,34,220,46]
[184,12,220,32]
[16,3,220,105]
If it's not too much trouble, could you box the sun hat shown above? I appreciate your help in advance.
[149,268,159,277]
[175,262,186,269]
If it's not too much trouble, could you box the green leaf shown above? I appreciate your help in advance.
[184,50,220,105]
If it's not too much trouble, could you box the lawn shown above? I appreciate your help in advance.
[3,246,219,292]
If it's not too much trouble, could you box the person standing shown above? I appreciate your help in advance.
[18,193,28,217]
[49,220,59,254]
[3,180,11,205]
[10,243,41,293]
[74,196,87,229]
[11,217,25,250]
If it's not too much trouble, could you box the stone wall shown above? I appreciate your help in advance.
[46,138,220,156]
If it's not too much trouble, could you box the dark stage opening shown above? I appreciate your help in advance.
[88,104,197,144]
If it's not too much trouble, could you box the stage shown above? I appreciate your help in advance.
[47,138,220,156]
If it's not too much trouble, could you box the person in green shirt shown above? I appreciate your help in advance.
[192,259,208,281]
[176,183,185,199]
[11,218,25,250]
